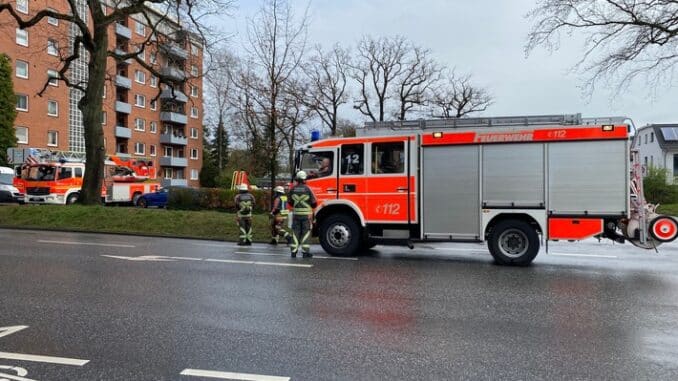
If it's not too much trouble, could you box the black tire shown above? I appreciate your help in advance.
[137,197,148,208]
[66,193,79,205]
[361,238,377,250]
[132,192,142,206]
[487,219,539,266]
[319,213,362,256]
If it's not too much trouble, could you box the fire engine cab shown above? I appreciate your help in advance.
[295,114,678,265]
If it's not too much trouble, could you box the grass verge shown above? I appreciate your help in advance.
[657,204,678,216]
[0,204,274,242]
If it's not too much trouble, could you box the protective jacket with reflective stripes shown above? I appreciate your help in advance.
[288,183,317,217]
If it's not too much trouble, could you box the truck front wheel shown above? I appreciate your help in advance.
[319,214,362,256]
[487,219,539,266]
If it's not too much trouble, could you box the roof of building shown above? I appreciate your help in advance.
[643,124,678,150]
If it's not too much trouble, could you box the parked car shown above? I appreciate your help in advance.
[0,166,24,204]
[135,187,168,208]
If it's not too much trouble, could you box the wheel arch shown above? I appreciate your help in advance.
[313,200,365,236]
[484,211,544,240]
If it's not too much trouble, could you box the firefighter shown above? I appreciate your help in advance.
[269,186,291,245]
[288,170,318,258]
[234,184,255,246]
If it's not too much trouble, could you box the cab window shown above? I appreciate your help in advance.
[372,142,405,174]
[74,167,83,178]
[341,144,364,175]
[59,167,73,180]
[301,151,334,179]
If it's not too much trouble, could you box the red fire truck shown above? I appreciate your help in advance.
[295,114,678,265]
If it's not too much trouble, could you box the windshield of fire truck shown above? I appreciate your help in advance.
[27,165,57,181]
[299,151,334,178]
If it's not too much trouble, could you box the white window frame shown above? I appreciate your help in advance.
[134,118,146,131]
[150,99,157,111]
[15,60,28,79]
[16,0,28,14]
[102,111,107,125]
[190,169,199,180]
[134,70,146,84]
[135,21,146,36]
[149,52,157,64]
[190,148,199,160]
[190,107,199,119]
[190,65,199,77]
[163,168,172,179]
[16,28,28,47]
[150,121,157,133]
[47,8,59,25]
[191,44,199,56]
[15,126,28,144]
[47,131,58,147]
[190,128,198,139]
[190,85,198,97]
[164,146,173,157]
[150,144,157,157]
[150,75,157,88]
[16,94,28,111]
[134,142,145,155]
[134,94,146,108]
[47,69,59,86]
[47,100,58,117]
[47,39,58,56]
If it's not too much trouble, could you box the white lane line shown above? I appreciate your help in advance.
[38,240,135,248]
[167,256,203,261]
[180,368,290,381]
[0,325,28,339]
[0,352,89,366]
[549,252,618,259]
[234,251,358,261]
[205,258,312,268]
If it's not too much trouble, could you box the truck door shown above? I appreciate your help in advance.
[302,149,338,204]
[366,139,413,224]
[338,143,366,213]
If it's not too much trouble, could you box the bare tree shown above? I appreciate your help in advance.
[206,50,237,170]
[527,0,678,93]
[430,72,493,118]
[304,44,350,135]
[0,0,231,204]
[351,35,408,122]
[393,45,442,120]
[278,79,312,178]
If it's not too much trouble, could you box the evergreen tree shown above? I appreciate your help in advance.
[199,125,219,188]
[0,54,17,166]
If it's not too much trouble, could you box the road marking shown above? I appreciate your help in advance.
[205,258,313,268]
[0,352,89,366]
[101,255,175,262]
[0,326,28,339]
[180,368,290,381]
[234,251,358,261]
[549,252,618,258]
[0,366,36,381]
[38,240,135,248]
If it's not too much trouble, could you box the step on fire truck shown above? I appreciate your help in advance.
[7,148,160,205]
[295,114,678,265]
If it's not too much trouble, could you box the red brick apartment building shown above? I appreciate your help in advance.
[1,0,204,187]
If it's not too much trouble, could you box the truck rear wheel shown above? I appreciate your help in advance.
[319,214,361,256]
[66,193,79,205]
[488,219,539,266]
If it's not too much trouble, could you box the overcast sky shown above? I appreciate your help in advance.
[224,0,678,130]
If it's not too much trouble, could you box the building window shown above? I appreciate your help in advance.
[15,126,28,144]
[150,75,157,87]
[190,85,198,97]
[47,69,59,86]
[150,144,156,156]
[150,99,157,111]
[149,52,157,64]
[101,111,107,125]
[15,60,28,79]
[47,100,58,116]
[163,168,172,179]
[16,94,28,111]
[164,146,173,156]
[47,39,58,56]
[190,128,198,139]
[16,28,28,47]
[135,21,146,36]
[135,94,146,108]
[150,121,157,133]
[134,118,145,131]
[190,169,199,180]
[47,8,58,25]
[47,131,58,147]
[134,70,146,84]
[191,44,199,55]
[190,107,199,118]
[16,0,28,14]
[651,132,654,143]
[190,65,199,77]
[645,134,648,144]
[135,142,145,155]
[190,148,199,160]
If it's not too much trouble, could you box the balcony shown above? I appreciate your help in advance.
[115,23,132,39]
[160,88,188,103]
[162,178,188,187]
[115,49,133,64]
[160,43,189,60]
[115,101,131,114]
[160,133,188,146]
[161,66,186,82]
[160,111,187,125]
[159,156,188,167]
[115,126,132,139]
[115,75,132,89]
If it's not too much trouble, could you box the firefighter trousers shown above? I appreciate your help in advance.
[291,216,311,255]
[238,217,253,245]
[270,215,290,243]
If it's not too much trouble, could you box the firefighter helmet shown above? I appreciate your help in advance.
[238,184,249,192]
[274,186,285,194]
[296,170,307,180]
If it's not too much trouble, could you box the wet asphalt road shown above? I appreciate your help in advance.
[0,228,677,380]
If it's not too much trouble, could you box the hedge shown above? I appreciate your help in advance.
[168,187,271,213]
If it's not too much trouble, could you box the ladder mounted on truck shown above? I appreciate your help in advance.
[359,114,633,136]
[7,147,86,164]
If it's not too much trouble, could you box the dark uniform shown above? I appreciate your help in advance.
[270,193,291,244]
[235,190,255,245]
[288,182,317,257]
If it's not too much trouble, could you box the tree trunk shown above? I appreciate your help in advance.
[79,24,108,205]
[217,116,224,170]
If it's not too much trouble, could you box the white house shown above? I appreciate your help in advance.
[632,124,678,183]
